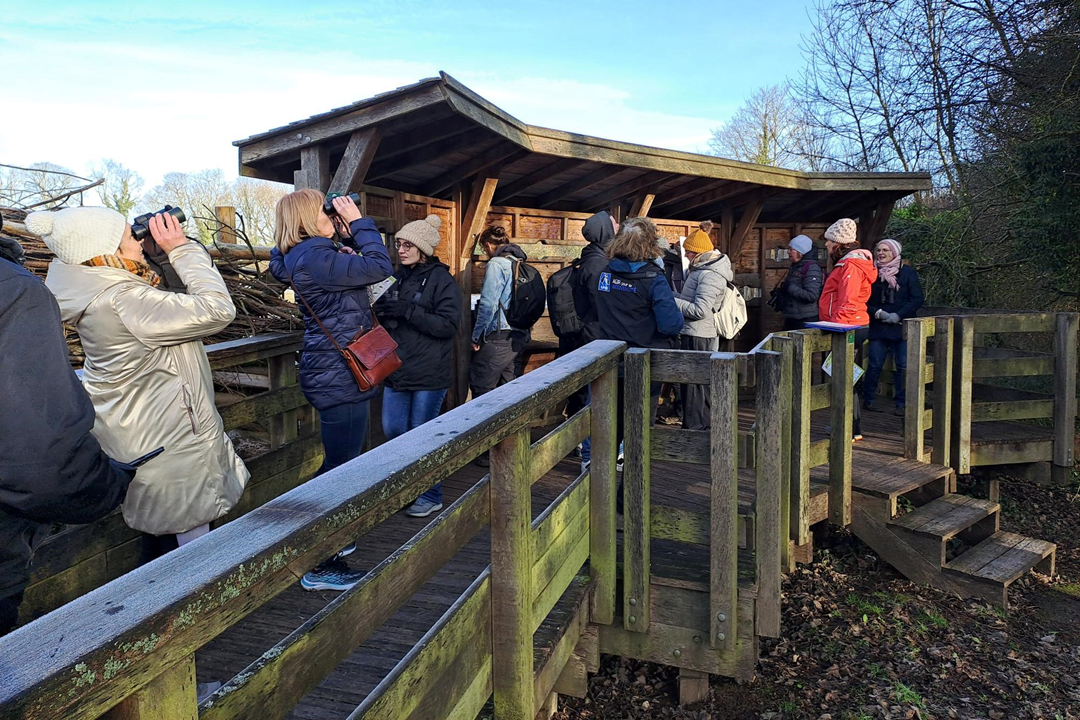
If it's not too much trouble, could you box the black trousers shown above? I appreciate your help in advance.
[469,330,524,398]
[0,516,48,636]
[559,333,589,417]
[680,335,719,430]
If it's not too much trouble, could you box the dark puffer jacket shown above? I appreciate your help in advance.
[573,211,617,342]
[269,218,393,410]
[779,256,824,321]
[376,259,461,392]
[867,264,924,341]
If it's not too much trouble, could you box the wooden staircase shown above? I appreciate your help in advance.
[848,457,1055,607]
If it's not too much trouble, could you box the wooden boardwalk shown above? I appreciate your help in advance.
[193,399,917,718]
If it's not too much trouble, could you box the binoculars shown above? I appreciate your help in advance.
[132,206,186,242]
[323,192,360,216]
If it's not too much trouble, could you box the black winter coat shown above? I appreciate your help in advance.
[0,261,133,604]
[376,259,462,392]
[573,211,617,343]
[867,265,924,341]
[269,218,394,410]
[779,257,824,321]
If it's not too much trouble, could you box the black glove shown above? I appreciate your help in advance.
[0,236,25,266]
[379,299,413,320]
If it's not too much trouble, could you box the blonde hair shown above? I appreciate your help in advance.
[274,189,325,254]
[607,217,662,262]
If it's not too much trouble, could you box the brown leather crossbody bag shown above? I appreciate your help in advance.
[284,261,401,392]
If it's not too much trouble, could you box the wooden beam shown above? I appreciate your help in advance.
[655,177,732,209]
[727,195,766,261]
[859,199,894,249]
[327,127,382,196]
[628,192,655,218]
[237,83,446,165]
[213,206,237,245]
[536,166,628,209]
[776,191,835,222]
[492,158,582,205]
[366,128,493,181]
[294,145,330,191]
[454,174,500,406]
[651,181,756,217]
[810,191,882,223]
[720,206,734,255]
[371,117,475,163]
[579,170,671,212]
[423,144,528,198]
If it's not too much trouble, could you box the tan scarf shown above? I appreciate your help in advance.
[82,254,162,287]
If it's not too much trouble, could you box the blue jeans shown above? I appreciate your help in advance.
[864,339,907,408]
[318,401,370,475]
[382,386,448,503]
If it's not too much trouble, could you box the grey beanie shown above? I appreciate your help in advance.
[396,214,443,257]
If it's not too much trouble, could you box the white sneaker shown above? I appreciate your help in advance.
[580,460,590,476]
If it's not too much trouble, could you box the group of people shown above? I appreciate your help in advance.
[770,217,924,437]
[0,188,923,641]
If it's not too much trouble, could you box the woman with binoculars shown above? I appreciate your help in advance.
[269,190,393,592]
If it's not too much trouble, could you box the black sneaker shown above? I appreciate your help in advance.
[300,558,364,592]
[474,454,490,468]
[335,541,356,559]
[863,401,882,413]
[893,407,905,417]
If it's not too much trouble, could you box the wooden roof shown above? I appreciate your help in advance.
[234,73,930,222]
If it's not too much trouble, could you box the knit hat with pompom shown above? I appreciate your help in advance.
[683,220,716,254]
[25,207,127,265]
[395,214,443,257]
[824,218,858,245]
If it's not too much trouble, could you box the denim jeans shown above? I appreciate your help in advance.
[318,400,370,474]
[864,338,907,408]
[382,387,448,503]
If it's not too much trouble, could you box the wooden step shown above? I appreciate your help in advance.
[888,495,998,541]
[851,459,953,501]
[944,532,1056,586]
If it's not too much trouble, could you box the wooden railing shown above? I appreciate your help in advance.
[19,333,311,624]
[904,312,1077,481]
[0,341,625,720]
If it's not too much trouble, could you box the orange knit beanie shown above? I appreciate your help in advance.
[683,221,715,254]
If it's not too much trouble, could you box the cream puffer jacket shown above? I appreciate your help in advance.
[45,244,249,535]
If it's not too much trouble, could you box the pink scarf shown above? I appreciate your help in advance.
[875,239,902,291]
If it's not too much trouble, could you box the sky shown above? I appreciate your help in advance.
[0,0,817,190]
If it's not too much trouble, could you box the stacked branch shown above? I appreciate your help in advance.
[1,206,300,367]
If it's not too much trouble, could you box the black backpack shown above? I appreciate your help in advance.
[503,258,547,330]
[546,259,583,338]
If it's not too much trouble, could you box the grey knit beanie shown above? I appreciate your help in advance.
[396,214,442,257]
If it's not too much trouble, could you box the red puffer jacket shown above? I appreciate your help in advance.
[819,249,877,325]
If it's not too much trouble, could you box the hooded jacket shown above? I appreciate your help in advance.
[674,250,733,338]
[377,258,461,391]
[819,249,877,326]
[596,258,684,349]
[472,243,528,343]
[573,211,617,342]
[867,264,924,341]
[269,218,394,410]
[45,243,248,536]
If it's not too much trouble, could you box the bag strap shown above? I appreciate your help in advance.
[282,253,378,353]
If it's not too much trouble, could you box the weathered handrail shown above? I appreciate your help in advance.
[0,340,624,719]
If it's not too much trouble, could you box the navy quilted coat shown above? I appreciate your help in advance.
[269,219,393,411]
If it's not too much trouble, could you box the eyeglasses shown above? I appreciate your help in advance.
[394,240,417,251]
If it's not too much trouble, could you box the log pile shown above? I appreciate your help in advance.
[1,207,300,367]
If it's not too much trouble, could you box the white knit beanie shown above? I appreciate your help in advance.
[25,207,127,265]
[395,214,443,257]
[823,218,857,245]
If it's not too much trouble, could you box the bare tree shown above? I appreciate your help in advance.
[0,162,88,209]
[89,159,144,219]
[231,178,289,244]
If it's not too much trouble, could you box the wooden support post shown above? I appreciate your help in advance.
[268,353,298,450]
[628,192,655,218]
[678,668,710,707]
[709,353,739,652]
[213,206,237,245]
[931,318,953,467]
[455,174,499,405]
[951,316,974,475]
[904,318,929,461]
[829,331,854,526]
[490,426,534,720]
[1052,313,1079,484]
[103,655,198,720]
[755,350,783,637]
[534,692,558,720]
[720,206,734,256]
[327,127,382,196]
[590,366,619,625]
[728,197,765,261]
[772,336,794,570]
[790,331,812,546]
[295,144,330,192]
[623,349,651,633]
